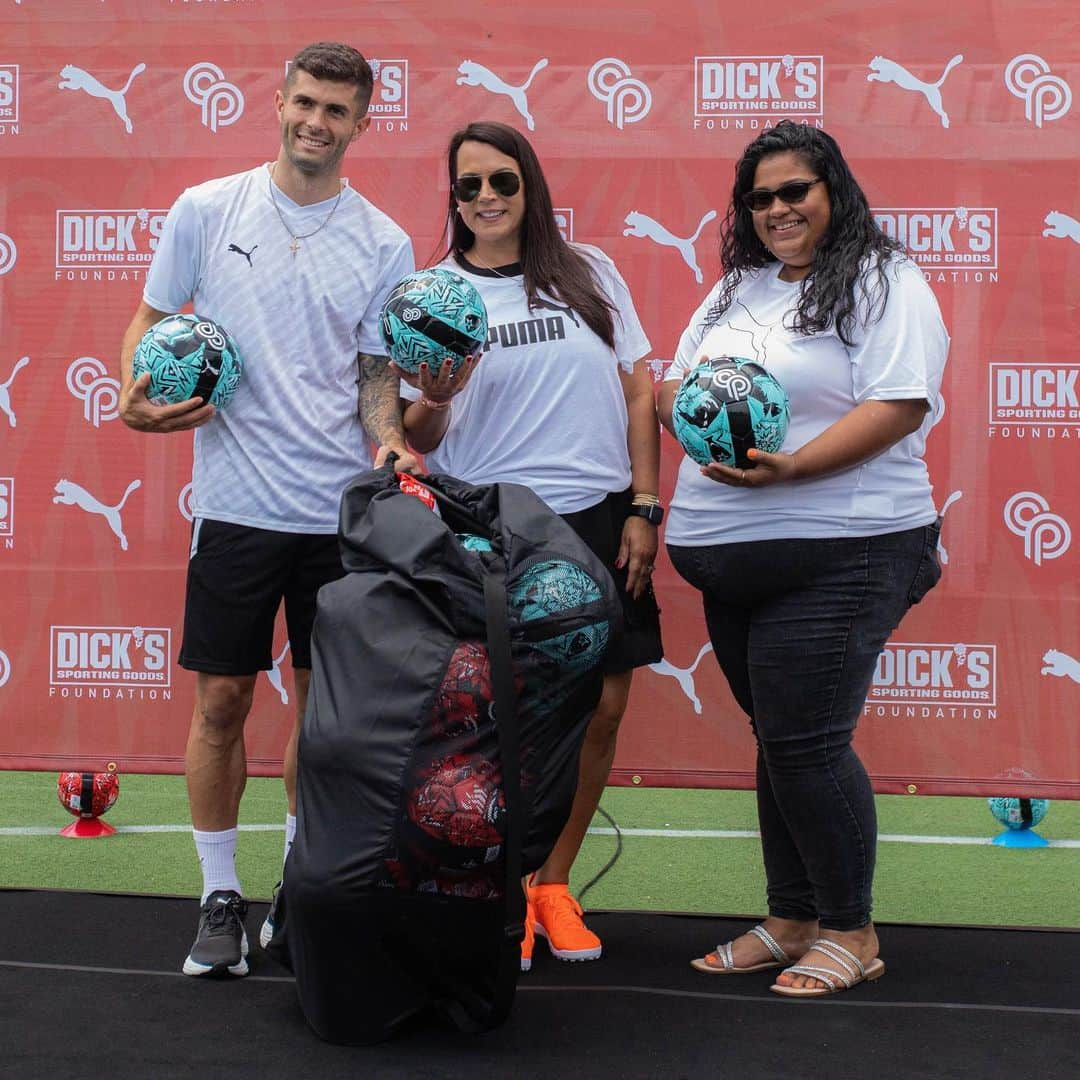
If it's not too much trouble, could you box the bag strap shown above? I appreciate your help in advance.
[441,563,523,1033]
[483,565,524,929]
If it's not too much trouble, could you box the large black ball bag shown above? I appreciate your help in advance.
[266,465,622,1044]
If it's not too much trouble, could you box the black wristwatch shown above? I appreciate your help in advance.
[629,503,664,526]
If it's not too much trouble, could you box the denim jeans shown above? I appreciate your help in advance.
[668,522,942,930]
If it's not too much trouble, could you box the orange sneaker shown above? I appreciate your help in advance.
[520,898,535,972]
[528,882,602,961]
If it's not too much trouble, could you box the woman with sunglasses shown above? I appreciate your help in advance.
[658,121,949,997]
[398,120,663,972]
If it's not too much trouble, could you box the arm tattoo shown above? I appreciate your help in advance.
[356,352,405,446]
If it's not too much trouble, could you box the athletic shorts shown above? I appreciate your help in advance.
[560,489,664,674]
[179,518,346,675]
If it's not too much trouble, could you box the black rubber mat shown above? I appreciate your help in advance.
[1,889,1077,1079]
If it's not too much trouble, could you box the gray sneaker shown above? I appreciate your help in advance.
[182,890,249,977]
[259,880,282,950]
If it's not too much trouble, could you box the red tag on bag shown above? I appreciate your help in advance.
[398,473,441,517]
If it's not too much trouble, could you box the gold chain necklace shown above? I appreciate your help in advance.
[268,164,343,258]
[467,248,519,278]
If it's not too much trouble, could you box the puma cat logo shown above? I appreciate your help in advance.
[1041,649,1080,684]
[0,356,29,428]
[456,59,548,131]
[228,243,258,267]
[264,641,291,704]
[937,490,963,565]
[58,62,146,134]
[649,642,714,715]
[1043,211,1080,244]
[225,241,254,266]
[623,210,717,284]
[532,297,580,328]
[722,300,777,364]
[867,54,963,128]
[53,478,141,551]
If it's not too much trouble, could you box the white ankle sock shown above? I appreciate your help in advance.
[193,827,242,904]
[283,813,296,868]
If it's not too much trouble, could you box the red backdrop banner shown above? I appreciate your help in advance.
[1,1,1078,797]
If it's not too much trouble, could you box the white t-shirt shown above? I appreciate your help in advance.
[144,165,414,533]
[403,246,651,515]
[664,257,950,546]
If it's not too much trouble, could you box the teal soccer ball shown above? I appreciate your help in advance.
[380,268,488,375]
[133,314,243,409]
[672,355,789,468]
[456,533,494,553]
[509,559,609,672]
[987,796,1049,831]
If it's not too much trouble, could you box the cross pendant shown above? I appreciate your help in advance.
[289,237,300,257]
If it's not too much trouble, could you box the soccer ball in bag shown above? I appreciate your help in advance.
[987,796,1049,831]
[510,559,609,671]
[672,355,790,469]
[132,314,243,409]
[380,268,488,375]
[407,753,505,850]
[57,771,120,819]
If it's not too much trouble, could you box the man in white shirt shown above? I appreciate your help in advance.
[117,41,416,978]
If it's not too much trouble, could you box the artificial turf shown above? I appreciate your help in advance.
[2,772,1077,928]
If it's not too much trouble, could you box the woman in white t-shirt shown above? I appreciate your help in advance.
[399,121,663,970]
[658,122,949,998]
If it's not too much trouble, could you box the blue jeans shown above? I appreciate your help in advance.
[668,522,941,931]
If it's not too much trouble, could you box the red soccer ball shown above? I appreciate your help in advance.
[57,771,119,819]
[432,642,493,739]
[407,754,504,849]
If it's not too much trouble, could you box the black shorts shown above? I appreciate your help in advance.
[560,489,664,674]
[180,519,346,675]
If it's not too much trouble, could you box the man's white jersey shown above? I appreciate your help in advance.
[145,165,414,532]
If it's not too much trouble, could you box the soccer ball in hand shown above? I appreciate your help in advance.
[133,313,243,409]
[380,269,488,375]
[672,355,790,468]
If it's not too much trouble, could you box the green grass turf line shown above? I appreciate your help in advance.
[1,773,1077,927]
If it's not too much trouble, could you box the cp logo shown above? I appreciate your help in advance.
[401,306,423,322]
[178,482,194,523]
[0,233,16,276]
[195,321,227,350]
[0,649,10,689]
[587,58,651,130]
[1004,54,1072,128]
[1003,491,1071,565]
[712,369,753,397]
[66,357,120,427]
[183,62,244,132]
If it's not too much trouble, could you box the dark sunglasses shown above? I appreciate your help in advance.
[742,177,824,212]
[452,170,522,203]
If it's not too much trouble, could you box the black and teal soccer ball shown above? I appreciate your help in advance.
[987,796,1049,831]
[672,355,790,469]
[380,268,488,375]
[133,314,243,409]
[510,559,609,672]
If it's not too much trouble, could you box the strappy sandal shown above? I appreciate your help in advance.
[690,923,793,974]
[769,938,885,997]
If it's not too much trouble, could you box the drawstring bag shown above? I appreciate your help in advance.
[266,464,621,1045]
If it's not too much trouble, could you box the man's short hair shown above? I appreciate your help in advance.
[285,42,374,114]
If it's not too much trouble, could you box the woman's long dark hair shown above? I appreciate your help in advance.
[439,121,616,349]
[708,121,904,347]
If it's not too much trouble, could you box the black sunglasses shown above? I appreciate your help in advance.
[452,170,522,203]
[742,177,824,212]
